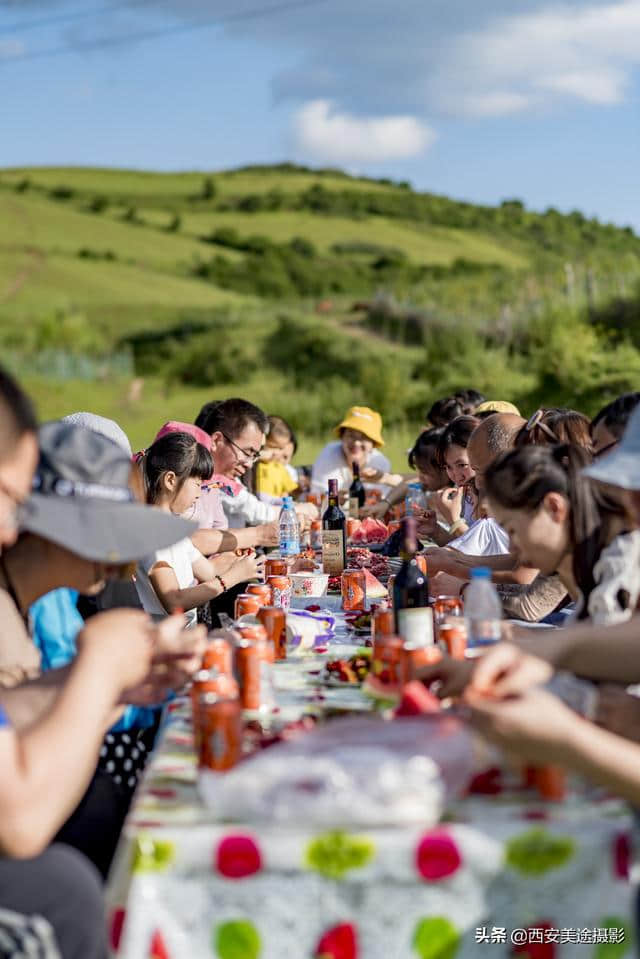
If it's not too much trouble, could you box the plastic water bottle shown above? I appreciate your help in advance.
[279,496,300,557]
[463,567,502,657]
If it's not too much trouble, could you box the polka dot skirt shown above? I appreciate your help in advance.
[99,730,150,792]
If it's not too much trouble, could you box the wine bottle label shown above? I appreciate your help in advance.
[397,607,434,648]
[321,530,345,574]
[349,497,359,519]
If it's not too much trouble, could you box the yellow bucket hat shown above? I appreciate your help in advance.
[475,400,521,416]
[335,406,385,447]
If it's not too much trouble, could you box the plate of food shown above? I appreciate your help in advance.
[319,648,372,686]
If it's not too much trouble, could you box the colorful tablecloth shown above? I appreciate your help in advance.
[106,600,637,958]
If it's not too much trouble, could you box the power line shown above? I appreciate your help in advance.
[0,0,329,62]
[0,0,153,35]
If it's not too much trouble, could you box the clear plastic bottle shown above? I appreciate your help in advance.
[279,495,300,557]
[463,567,502,657]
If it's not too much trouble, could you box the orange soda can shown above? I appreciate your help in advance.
[267,575,292,612]
[342,568,366,611]
[202,637,233,674]
[346,518,360,541]
[402,643,442,681]
[372,607,394,644]
[265,558,287,579]
[257,606,287,661]
[433,596,463,623]
[235,593,261,619]
[197,692,242,771]
[235,640,261,710]
[534,765,567,801]
[372,634,409,686]
[438,620,468,660]
[246,583,273,606]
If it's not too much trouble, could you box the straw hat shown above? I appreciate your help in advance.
[475,400,521,416]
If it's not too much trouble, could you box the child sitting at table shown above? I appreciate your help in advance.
[255,415,303,501]
[135,432,264,626]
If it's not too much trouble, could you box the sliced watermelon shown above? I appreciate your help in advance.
[394,681,442,716]
[362,568,387,599]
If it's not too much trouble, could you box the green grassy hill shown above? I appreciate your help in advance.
[1,163,640,456]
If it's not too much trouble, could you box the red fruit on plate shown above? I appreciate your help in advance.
[466,766,503,796]
[415,830,462,880]
[315,922,358,959]
[149,930,170,959]
[394,681,441,716]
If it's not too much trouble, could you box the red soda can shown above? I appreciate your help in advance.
[235,640,261,710]
[234,593,261,619]
[372,634,408,686]
[257,606,287,661]
[438,620,468,660]
[265,558,287,579]
[246,583,273,606]
[267,575,292,611]
[372,607,394,644]
[341,568,366,611]
[202,637,233,674]
[196,692,242,771]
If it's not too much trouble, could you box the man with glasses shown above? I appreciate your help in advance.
[191,399,315,548]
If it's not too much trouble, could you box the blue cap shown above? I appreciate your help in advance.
[471,567,491,579]
[282,496,293,508]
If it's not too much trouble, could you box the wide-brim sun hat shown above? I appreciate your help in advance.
[475,400,521,416]
[334,406,384,447]
[583,403,640,491]
[20,421,196,563]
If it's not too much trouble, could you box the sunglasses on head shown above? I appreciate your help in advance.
[524,409,559,444]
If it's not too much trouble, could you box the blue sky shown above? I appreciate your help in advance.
[1,0,639,228]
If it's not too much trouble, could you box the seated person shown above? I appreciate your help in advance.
[311,405,390,495]
[255,415,301,502]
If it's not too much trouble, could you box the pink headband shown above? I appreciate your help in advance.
[153,421,212,451]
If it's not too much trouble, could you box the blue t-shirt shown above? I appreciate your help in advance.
[29,588,158,731]
[0,705,9,728]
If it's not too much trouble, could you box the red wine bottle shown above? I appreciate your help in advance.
[322,479,346,574]
[393,516,434,647]
[349,461,366,518]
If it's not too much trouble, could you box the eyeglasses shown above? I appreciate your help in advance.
[221,433,261,464]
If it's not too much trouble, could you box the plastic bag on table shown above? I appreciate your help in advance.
[198,713,475,827]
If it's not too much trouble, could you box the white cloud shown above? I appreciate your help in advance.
[438,0,640,116]
[292,99,436,164]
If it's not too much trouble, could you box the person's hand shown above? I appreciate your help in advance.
[595,684,640,743]
[77,609,155,695]
[430,571,465,597]
[469,642,554,699]
[422,548,463,577]
[415,653,475,698]
[417,509,439,539]
[122,617,208,704]
[361,467,384,484]
[432,487,464,525]
[359,500,389,520]
[209,551,238,576]
[230,552,266,584]
[256,521,279,548]
[465,687,580,765]
[296,502,319,521]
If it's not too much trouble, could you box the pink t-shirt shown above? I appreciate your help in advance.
[183,475,243,531]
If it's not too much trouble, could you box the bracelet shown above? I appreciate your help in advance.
[214,575,227,592]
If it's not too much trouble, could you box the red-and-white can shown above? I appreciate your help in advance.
[265,558,288,579]
[246,583,273,606]
[234,593,262,619]
[202,637,233,674]
[266,575,292,612]
[257,606,287,661]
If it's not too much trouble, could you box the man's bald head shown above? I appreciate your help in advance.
[468,413,526,493]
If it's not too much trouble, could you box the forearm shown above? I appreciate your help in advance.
[0,666,71,730]
[556,618,640,683]
[159,581,220,613]
[560,714,640,805]
[2,652,119,853]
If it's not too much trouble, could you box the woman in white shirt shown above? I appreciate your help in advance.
[311,406,390,495]
[135,433,264,626]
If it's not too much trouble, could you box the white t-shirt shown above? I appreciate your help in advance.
[135,537,204,629]
[449,517,510,556]
[311,441,391,494]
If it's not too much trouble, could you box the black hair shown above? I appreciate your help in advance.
[591,392,640,440]
[195,398,269,440]
[485,443,628,618]
[426,396,464,427]
[0,367,37,445]
[408,427,444,470]
[267,415,298,456]
[454,389,486,413]
[436,415,480,468]
[143,432,213,505]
